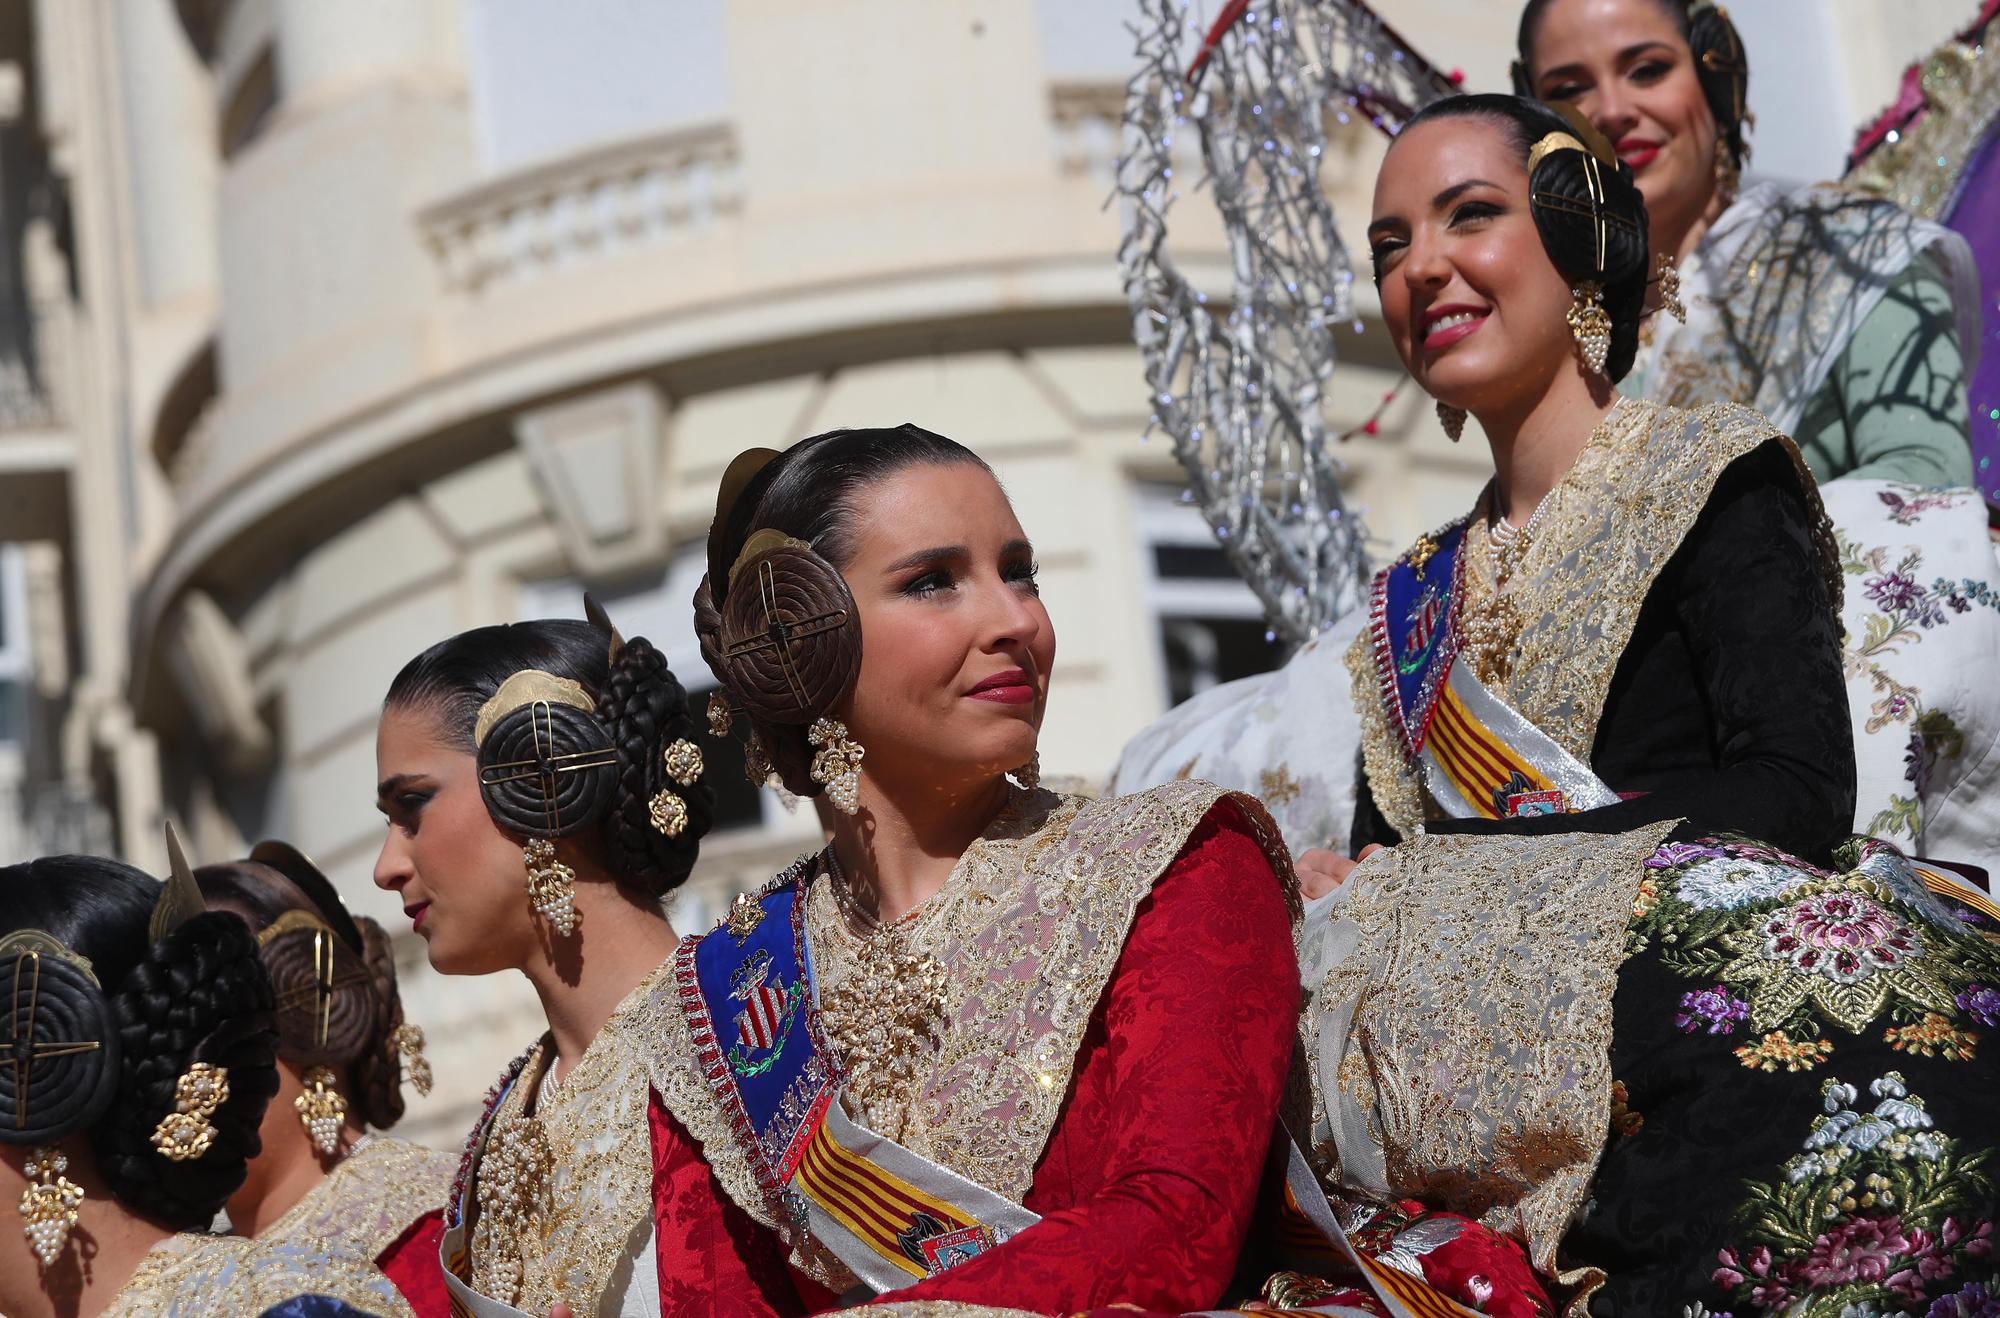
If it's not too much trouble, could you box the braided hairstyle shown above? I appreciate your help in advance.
[1512,0,1750,173]
[385,618,712,898]
[692,425,991,797]
[1398,94,1653,383]
[196,859,411,1129]
[0,856,279,1230]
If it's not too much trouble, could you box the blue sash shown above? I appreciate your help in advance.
[676,862,1041,1294]
[1366,520,1468,759]
[676,866,837,1207]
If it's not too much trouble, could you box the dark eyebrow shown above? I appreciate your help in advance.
[1537,41,1677,84]
[377,773,425,802]
[999,538,1032,558]
[883,544,966,574]
[1371,178,1501,241]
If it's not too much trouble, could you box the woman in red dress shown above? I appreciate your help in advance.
[677,425,1301,1314]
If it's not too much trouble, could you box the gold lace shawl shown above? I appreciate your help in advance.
[1348,398,1840,835]
[449,958,796,1309]
[108,1230,414,1316]
[465,955,731,1316]
[1307,821,1676,1282]
[693,781,1292,1289]
[262,1135,453,1267]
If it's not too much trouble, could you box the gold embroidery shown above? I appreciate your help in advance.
[1734,1030,1835,1072]
[1883,1012,1979,1060]
[809,783,1295,1207]
[1711,882,1956,1034]
[1305,820,1675,1277]
[260,1135,453,1266]
[1259,765,1303,806]
[1351,399,1840,835]
[464,961,669,1316]
[109,1232,413,1316]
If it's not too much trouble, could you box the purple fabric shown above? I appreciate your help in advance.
[1946,125,2000,507]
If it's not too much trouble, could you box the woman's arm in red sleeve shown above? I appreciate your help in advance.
[878,802,1301,1312]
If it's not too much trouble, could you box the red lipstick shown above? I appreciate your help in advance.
[1615,136,1661,172]
[1421,303,1490,350]
[965,669,1037,705]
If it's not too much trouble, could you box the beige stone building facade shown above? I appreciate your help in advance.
[0,0,1966,1143]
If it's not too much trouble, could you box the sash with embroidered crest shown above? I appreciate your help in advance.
[677,863,1040,1296]
[1364,522,1618,823]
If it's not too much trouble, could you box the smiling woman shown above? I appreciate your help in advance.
[1259,93,2000,1318]
[1514,0,1980,491]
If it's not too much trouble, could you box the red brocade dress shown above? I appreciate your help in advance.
[445,783,1298,1318]
[862,798,1301,1311]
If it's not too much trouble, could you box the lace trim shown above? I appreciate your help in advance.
[261,1135,455,1265]
[1307,820,1678,1277]
[464,958,672,1316]
[109,1232,414,1316]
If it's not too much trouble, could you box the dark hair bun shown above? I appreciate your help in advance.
[346,916,407,1130]
[598,636,713,897]
[260,921,377,1070]
[711,542,862,727]
[695,580,815,798]
[476,701,619,839]
[1526,136,1651,382]
[0,940,121,1146]
[92,911,279,1230]
[1688,2,1750,168]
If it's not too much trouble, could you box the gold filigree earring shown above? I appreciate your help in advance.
[1011,752,1042,790]
[20,1147,85,1265]
[743,731,774,788]
[296,1066,346,1156]
[1566,281,1612,376]
[807,718,865,815]
[151,1061,228,1160]
[706,692,734,738]
[523,838,578,937]
[389,1023,433,1097]
[1654,253,1686,323]
[1713,137,1740,203]
[1436,402,1468,442]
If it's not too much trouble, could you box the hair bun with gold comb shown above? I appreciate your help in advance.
[0,930,121,1146]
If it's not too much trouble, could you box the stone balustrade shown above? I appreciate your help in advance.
[417,121,743,295]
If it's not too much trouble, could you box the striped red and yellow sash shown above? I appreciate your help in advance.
[793,1118,990,1280]
[1424,681,1561,818]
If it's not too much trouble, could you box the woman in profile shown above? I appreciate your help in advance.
[373,609,801,1316]
[674,424,1300,1313]
[1269,94,2000,1317]
[200,843,456,1317]
[0,845,408,1317]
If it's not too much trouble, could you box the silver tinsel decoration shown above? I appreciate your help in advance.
[1117,0,1458,642]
